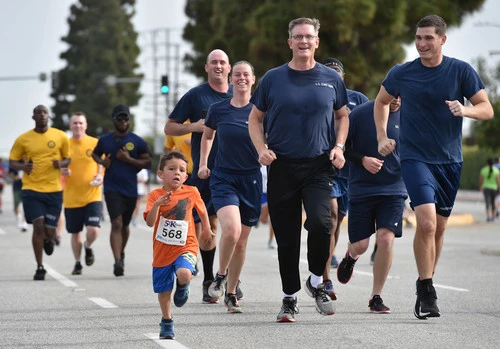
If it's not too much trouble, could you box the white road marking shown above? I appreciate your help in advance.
[44,263,78,287]
[433,283,469,292]
[144,333,191,348]
[0,228,6,235]
[88,297,118,308]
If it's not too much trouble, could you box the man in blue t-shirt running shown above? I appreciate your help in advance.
[249,17,349,323]
[374,15,493,319]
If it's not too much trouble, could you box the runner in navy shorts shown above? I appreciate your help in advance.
[22,190,63,228]
[65,201,102,233]
[210,169,261,227]
[348,196,405,243]
[401,160,462,218]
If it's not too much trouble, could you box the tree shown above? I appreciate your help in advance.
[182,0,485,97]
[472,57,500,151]
[51,0,142,136]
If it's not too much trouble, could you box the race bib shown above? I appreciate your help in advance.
[155,217,188,246]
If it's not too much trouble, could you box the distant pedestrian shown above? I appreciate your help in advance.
[479,158,500,222]
[92,104,152,277]
[8,166,28,232]
[144,152,214,340]
[9,104,71,280]
[132,168,150,226]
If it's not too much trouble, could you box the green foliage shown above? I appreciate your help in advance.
[473,98,500,150]
[461,145,499,190]
[469,56,500,151]
[182,0,485,97]
[51,0,142,137]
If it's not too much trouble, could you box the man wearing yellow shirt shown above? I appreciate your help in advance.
[9,105,71,280]
[62,112,103,275]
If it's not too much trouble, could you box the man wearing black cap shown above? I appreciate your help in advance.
[92,104,152,276]
[321,57,369,300]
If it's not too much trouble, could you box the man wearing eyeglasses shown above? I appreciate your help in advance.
[249,17,349,322]
[92,104,152,277]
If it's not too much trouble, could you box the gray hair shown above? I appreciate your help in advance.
[288,17,320,38]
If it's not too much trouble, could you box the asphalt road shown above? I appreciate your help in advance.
[0,187,499,349]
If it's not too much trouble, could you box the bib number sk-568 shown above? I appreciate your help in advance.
[155,217,188,246]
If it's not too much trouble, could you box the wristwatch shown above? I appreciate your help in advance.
[335,143,345,152]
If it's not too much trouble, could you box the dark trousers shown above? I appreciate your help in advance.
[267,153,336,294]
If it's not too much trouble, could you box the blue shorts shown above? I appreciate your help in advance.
[64,201,102,233]
[22,190,63,228]
[186,175,216,223]
[401,160,462,217]
[152,252,197,293]
[104,192,136,225]
[210,169,262,227]
[348,195,406,243]
[331,177,349,216]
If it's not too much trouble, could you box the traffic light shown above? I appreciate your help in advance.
[161,75,169,94]
[51,71,59,90]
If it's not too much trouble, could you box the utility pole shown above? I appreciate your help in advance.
[151,30,159,137]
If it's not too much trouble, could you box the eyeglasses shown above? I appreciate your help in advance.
[291,34,317,41]
[114,115,130,122]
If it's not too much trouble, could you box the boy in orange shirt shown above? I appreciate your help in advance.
[144,151,214,340]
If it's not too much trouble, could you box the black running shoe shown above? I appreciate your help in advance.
[72,261,83,275]
[34,266,46,281]
[43,239,55,256]
[414,279,440,319]
[369,295,391,314]
[337,251,358,284]
[85,247,95,266]
[113,260,124,277]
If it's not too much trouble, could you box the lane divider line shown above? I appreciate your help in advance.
[44,263,78,288]
[144,333,191,348]
[88,297,118,308]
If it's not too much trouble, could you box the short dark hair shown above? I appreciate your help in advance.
[158,151,188,171]
[33,105,47,114]
[417,15,447,36]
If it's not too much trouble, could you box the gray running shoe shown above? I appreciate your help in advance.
[224,293,243,313]
[202,280,218,304]
[276,297,299,323]
[235,280,244,300]
[304,276,335,315]
[208,272,227,299]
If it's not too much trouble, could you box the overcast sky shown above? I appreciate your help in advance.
[1,0,499,157]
